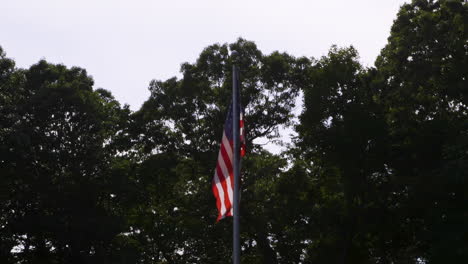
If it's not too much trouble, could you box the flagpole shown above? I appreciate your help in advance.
[232,51,241,264]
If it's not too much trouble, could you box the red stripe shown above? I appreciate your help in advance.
[220,143,233,172]
[211,177,222,215]
[228,140,235,189]
[220,143,234,192]
[216,155,232,213]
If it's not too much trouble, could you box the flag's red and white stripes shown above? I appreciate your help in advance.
[212,104,245,221]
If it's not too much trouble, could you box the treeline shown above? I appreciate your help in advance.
[1,1,467,263]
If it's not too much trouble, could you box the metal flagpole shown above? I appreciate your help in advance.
[231,51,241,264]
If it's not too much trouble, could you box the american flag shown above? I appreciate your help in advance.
[212,102,246,221]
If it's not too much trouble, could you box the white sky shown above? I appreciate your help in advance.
[2,0,408,111]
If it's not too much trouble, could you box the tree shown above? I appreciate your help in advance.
[296,46,393,263]
[0,55,134,263]
[295,1,468,263]
[0,45,27,264]
[128,38,308,263]
[374,0,468,262]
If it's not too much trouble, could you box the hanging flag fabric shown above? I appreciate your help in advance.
[212,102,246,221]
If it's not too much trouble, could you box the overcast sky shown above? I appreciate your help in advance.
[2,0,408,111]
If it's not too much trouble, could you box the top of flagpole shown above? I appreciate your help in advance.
[231,50,239,64]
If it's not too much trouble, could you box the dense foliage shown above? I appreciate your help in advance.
[0,1,466,263]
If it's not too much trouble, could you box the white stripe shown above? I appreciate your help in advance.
[213,171,226,216]
[222,133,233,160]
[218,149,233,207]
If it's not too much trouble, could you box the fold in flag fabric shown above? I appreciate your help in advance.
[212,102,246,221]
